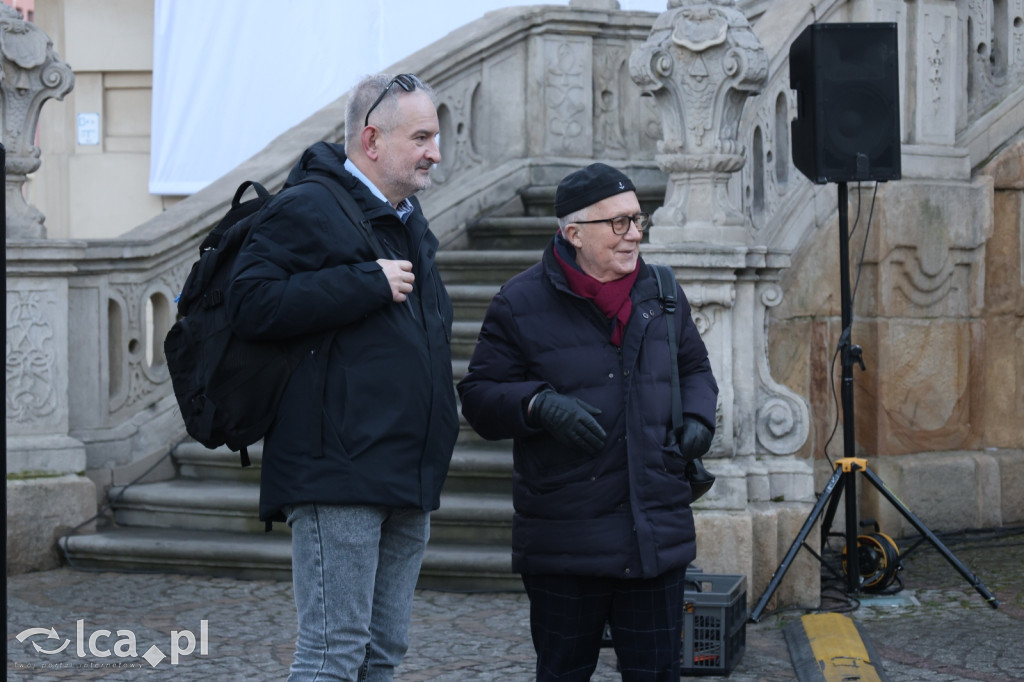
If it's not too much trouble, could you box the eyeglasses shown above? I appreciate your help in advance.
[571,212,650,235]
[364,73,419,127]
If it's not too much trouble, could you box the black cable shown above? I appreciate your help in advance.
[847,181,864,239]
[821,342,842,466]
[58,445,178,572]
[850,183,879,308]
[821,182,878,466]
[899,526,1024,558]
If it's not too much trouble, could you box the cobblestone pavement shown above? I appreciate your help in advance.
[7,528,1024,681]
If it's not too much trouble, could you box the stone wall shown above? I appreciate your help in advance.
[768,132,1024,538]
[32,0,171,239]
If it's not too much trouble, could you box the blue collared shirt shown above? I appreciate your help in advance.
[344,158,414,224]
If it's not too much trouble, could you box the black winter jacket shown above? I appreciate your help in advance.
[227,142,459,522]
[457,238,718,578]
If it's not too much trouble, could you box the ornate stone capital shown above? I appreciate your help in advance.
[629,0,766,245]
[1,4,75,239]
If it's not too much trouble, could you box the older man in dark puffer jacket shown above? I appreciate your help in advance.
[458,163,719,681]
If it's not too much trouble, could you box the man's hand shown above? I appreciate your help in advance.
[528,389,606,454]
[678,416,713,462]
[377,259,415,302]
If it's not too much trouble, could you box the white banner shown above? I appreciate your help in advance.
[149,0,667,195]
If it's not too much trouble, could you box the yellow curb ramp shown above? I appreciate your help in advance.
[783,612,889,682]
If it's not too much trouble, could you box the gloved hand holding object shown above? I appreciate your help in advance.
[528,389,606,454]
[677,416,712,462]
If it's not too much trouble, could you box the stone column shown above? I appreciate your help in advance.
[628,0,817,608]
[629,0,767,245]
[628,0,809,466]
[3,6,91,574]
[1,4,75,239]
[7,274,95,573]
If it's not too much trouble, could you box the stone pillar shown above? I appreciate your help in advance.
[629,0,817,608]
[629,0,767,245]
[7,273,95,574]
[628,0,810,466]
[3,6,91,574]
[1,3,75,239]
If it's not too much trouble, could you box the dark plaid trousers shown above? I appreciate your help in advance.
[521,567,687,682]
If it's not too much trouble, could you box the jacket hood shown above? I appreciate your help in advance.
[284,141,350,187]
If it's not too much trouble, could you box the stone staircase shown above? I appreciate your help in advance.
[60,182,664,589]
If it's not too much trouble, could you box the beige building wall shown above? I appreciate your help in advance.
[31,0,178,240]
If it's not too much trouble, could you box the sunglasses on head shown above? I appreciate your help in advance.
[364,73,419,127]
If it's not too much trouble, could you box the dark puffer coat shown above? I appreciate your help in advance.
[457,238,718,578]
[227,142,459,522]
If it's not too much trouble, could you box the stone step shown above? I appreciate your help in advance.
[107,477,514,538]
[446,283,501,318]
[435,249,539,285]
[109,479,274,534]
[452,357,469,383]
[175,441,262,483]
[59,527,293,581]
[177,442,512,490]
[516,185,558,214]
[451,320,483,358]
[431,492,514,545]
[467,215,558,250]
[443,446,513,495]
[59,528,519,590]
[417,543,519,592]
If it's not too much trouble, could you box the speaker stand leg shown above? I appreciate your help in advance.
[749,464,846,623]
[859,466,999,608]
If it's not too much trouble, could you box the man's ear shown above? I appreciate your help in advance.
[564,223,583,248]
[361,126,380,161]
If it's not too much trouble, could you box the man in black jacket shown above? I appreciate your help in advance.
[228,73,458,681]
[458,163,718,681]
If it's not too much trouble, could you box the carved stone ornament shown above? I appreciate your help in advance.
[629,0,767,244]
[6,289,59,425]
[1,4,75,239]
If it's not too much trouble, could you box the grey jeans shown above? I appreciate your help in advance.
[284,504,429,682]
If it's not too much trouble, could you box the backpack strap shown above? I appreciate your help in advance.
[200,181,270,253]
[302,175,389,260]
[651,264,717,500]
[650,264,683,446]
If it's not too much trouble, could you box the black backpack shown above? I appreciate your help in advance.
[164,175,366,466]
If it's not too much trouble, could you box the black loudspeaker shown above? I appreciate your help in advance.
[789,23,901,184]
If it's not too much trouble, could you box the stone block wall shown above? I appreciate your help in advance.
[7,475,95,574]
[771,138,1024,540]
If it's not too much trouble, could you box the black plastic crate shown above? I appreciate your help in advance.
[682,573,747,676]
[600,570,747,676]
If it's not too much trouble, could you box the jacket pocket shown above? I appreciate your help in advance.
[520,440,599,490]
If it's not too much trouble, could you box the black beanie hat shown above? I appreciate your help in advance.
[554,163,636,218]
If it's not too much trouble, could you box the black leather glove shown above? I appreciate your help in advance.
[528,389,606,454]
[678,416,713,462]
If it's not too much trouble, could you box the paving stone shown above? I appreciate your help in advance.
[7,528,1023,680]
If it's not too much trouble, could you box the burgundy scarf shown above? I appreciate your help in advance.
[553,237,638,346]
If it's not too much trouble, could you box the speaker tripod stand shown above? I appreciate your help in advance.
[749,183,1000,623]
[749,455,1000,622]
